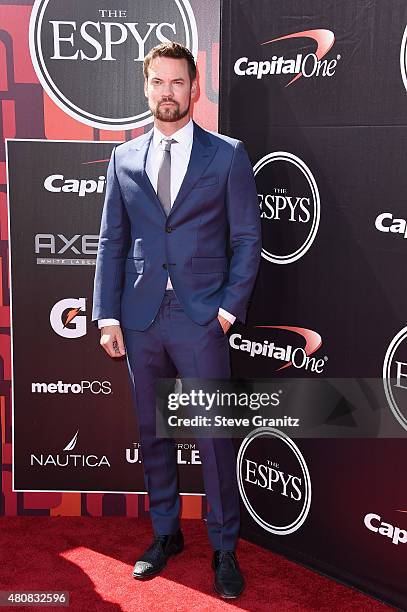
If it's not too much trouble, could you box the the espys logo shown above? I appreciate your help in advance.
[234,29,340,86]
[237,428,311,535]
[383,327,407,431]
[30,429,111,467]
[230,325,327,374]
[50,298,86,338]
[255,152,320,264]
[400,26,407,93]
[29,0,198,130]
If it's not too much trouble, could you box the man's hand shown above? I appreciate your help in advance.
[218,314,232,334]
[100,325,126,357]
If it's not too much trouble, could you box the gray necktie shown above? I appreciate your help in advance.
[157,138,176,216]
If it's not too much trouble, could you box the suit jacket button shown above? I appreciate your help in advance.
[162,263,168,270]
[166,226,172,233]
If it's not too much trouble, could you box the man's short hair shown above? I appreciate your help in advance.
[143,42,197,82]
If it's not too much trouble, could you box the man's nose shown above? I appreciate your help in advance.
[162,82,174,96]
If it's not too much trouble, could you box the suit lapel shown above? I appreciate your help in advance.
[128,129,167,220]
[128,121,218,219]
[169,121,218,217]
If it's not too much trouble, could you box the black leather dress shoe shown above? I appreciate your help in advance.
[132,529,184,579]
[212,550,245,598]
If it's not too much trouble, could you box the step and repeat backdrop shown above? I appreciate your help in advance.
[220,0,407,608]
[1,0,219,517]
[0,0,406,607]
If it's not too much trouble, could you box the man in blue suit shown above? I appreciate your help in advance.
[92,42,261,598]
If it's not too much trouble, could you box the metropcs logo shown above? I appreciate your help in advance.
[255,152,320,264]
[237,428,311,535]
[230,325,327,374]
[32,380,111,394]
[50,298,86,338]
[30,429,111,468]
[234,29,340,86]
[383,327,407,430]
[29,0,198,129]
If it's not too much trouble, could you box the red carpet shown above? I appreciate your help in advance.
[0,517,392,611]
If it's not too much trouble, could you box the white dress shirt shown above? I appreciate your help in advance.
[98,119,235,329]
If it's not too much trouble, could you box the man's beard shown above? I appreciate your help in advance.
[152,98,190,122]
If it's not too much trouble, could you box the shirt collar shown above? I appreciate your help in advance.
[152,118,193,150]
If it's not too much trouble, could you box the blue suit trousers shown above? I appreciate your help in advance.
[123,290,240,551]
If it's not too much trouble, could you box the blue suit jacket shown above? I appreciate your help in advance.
[92,121,261,331]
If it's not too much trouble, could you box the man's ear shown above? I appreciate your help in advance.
[144,78,148,98]
[191,79,197,98]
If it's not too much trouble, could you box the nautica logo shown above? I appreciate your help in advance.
[63,430,78,451]
[30,429,111,468]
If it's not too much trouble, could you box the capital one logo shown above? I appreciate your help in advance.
[375,212,407,239]
[364,512,407,546]
[237,428,311,535]
[230,325,327,374]
[50,297,86,338]
[255,152,320,264]
[29,0,198,130]
[234,29,340,86]
[383,327,407,430]
[43,173,106,197]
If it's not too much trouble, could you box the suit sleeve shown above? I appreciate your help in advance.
[220,141,261,324]
[92,146,131,322]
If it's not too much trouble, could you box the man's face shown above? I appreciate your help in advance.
[144,56,197,123]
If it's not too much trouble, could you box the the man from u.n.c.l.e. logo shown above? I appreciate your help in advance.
[92,42,261,598]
